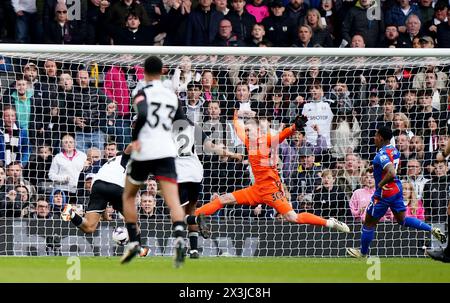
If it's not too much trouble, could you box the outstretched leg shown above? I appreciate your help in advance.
[283,210,350,232]
[394,211,446,243]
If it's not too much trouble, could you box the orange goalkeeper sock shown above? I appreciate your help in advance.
[194,198,223,216]
[296,212,327,226]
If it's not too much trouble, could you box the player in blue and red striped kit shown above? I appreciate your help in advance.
[347,126,447,258]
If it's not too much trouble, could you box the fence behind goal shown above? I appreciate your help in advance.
[0,46,449,257]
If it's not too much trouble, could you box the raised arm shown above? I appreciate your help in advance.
[233,110,249,146]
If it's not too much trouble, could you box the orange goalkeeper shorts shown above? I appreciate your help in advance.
[231,183,293,215]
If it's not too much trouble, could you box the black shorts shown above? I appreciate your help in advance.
[179,182,202,205]
[127,157,177,185]
[86,180,123,213]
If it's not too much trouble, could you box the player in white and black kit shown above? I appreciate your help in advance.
[174,108,241,259]
[61,144,147,256]
[121,56,187,267]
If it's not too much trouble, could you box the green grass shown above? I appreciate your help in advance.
[0,257,449,283]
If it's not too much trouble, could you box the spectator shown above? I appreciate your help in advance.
[5,161,35,197]
[103,58,144,149]
[48,134,87,202]
[36,100,64,152]
[227,0,257,41]
[106,0,151,35]
[403,158,429,201]
[56,73,77,134]
[396,132,413,176]
[45,3,85,44]
[318,0,340,44]
[410,135,426,162]
[103,141,118,162]
[139,191,157,219]
[402,180,425,220]
[49,188,68,218]
[113,12,156,45]
[279,127,327,184]
[183,81,205,124]
[393,112,414,138]
[349,169,393,222]
[312,169,349,219]
[350,33,365,48]
[0,105,30,168]
[301,81,334,148]
[214,0,230,15]
[423,2,448,40]
[245,22,266,46]
[24,143,53,190]
[262,0,296,46]
[419,34,434,47]
[158,0,192,46]
[417,0,434,25]
[171,56,201,99]
[30,197,53,219]
[397,14,422,48]
[330,114,361,162]
[0,166,6,202]
[12,0,43,43]
[414,89,442,131]
[412,62,448,91]
[200,69,226,104]
[43,0,88,41]
[335,153,362,200]
[0,185,26,217]
[3,77,34,134]
[412,35,421,47]
[185,0,225,46]
[422,160,449,223]
[213,18,247,46]
[245,0,270,23]
[14,183,33,206]
[289,146,322,211]
[72,69,108,153]
[385,0,421,31]
[77,173,94,206]
[304,8,333,47]
[382,24,400,47]
[86,0,111,44]
[285,0,309,26]
[292,24,315,47]
[327,81,353,116]
[341,0,384,48]
[400,89,419,121]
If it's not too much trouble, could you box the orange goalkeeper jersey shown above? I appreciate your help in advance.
[233,113,296,186]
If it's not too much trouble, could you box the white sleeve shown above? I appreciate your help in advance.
[48,156,66,182]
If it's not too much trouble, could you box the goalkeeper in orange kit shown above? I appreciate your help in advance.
[186,110,350,233]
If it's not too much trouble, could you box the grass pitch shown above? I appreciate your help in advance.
[0,257,449,283]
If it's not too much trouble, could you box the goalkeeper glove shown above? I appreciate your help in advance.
[294,115,308,130]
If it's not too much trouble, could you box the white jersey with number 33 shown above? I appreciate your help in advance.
[132,80,179,161]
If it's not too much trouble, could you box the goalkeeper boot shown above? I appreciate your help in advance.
[189,249,200,259]
[61,204,74,222]
[197,214,211,239]
[329,218,350,233]
[427,248,450,263]
[120,241,141,264]
[173,237,186,268]
[431,227,447,244]
[346,248,367,258]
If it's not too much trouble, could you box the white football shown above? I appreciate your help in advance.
[112,227,129,246]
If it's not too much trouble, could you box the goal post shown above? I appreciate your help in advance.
[0,45,449,257]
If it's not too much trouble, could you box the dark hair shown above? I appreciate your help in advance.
[144,56,163,75]
[377,126,393,141]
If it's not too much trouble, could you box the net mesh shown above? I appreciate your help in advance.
[0,49,449,257]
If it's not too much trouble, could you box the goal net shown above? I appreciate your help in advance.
[0,46,448,257]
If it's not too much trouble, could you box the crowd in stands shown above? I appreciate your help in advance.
[1,51,449,225]
[0,0,449,226]
[0,0,449,48]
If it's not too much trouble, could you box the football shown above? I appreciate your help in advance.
[112,227,129,246]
